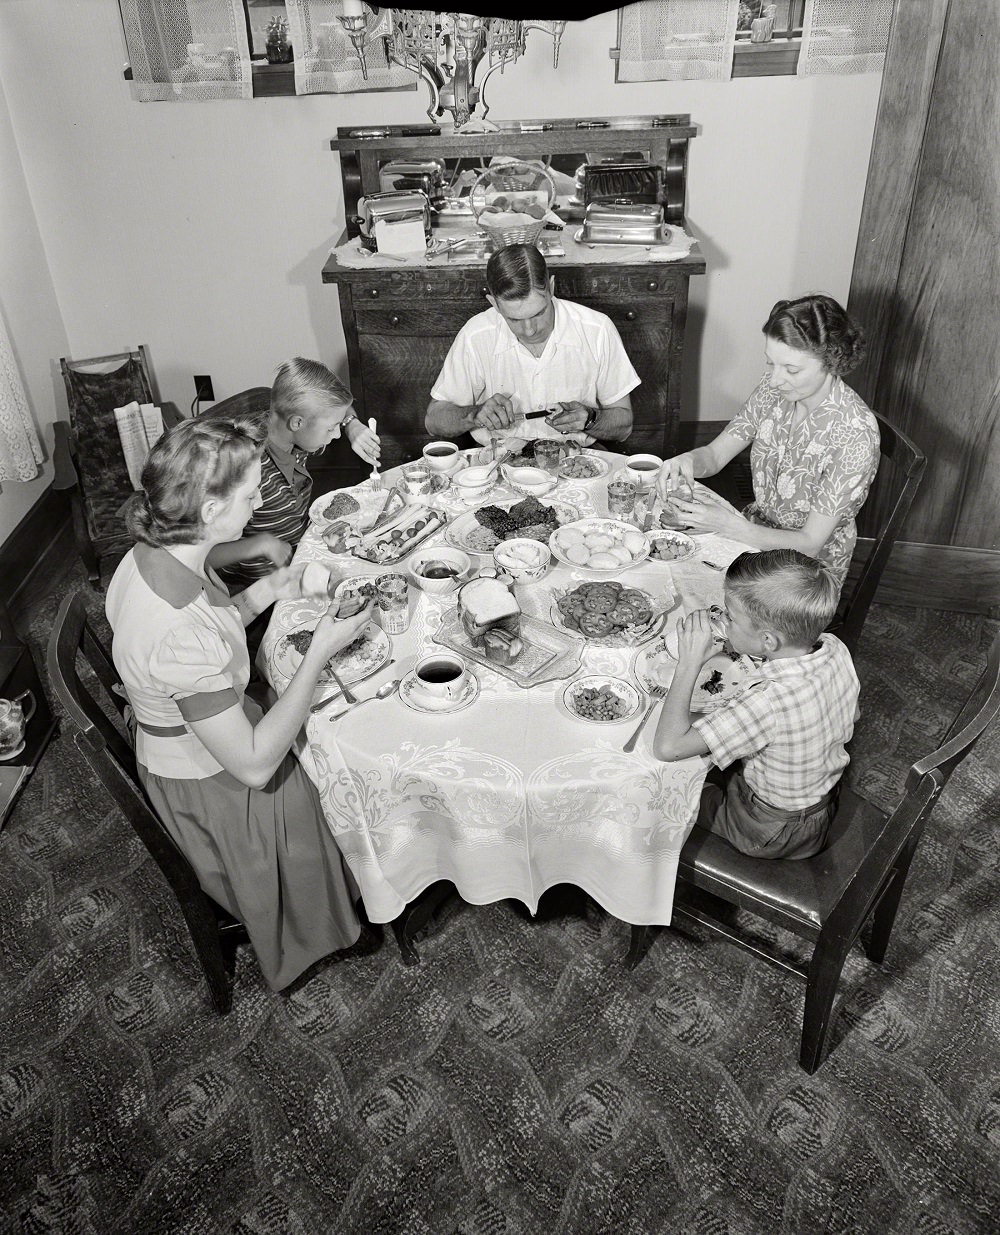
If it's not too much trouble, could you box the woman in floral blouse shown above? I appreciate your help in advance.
[656,295,880,591]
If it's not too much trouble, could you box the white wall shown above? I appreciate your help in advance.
[0,69,69,541]
[0,2,882,542]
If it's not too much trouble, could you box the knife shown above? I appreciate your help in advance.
[521,409,558,420]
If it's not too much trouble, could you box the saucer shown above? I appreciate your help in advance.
[0,740,25,761]
[399,667,481,715]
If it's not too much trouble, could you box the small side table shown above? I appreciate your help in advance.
[0,641,57,828]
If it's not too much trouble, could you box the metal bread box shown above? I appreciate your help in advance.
[358,190,433,253]
[579,201,664,245]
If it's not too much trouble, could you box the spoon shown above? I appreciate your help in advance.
[325,678,401,720]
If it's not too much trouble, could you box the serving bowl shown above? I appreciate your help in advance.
[501,464,557,497]
[492,537,551,584]
[453,466,497,503]
[406,547,474,594]
[548,517,650,574]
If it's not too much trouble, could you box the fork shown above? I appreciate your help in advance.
[327,665,358,706]
[623,686,667,753]
[367,417,381,490]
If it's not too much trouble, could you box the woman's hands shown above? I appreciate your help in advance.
[665,492,746,539]
[243,532,293,568]
[346,420,381,466]
[307,601,374,666]
[656,453,697,502]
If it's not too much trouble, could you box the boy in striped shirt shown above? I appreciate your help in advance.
[211,358,379,593]
[653,549,858,859]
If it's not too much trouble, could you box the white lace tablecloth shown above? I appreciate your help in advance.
[261,454,751,925]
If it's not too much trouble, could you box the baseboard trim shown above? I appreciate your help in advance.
[1,486,74,625]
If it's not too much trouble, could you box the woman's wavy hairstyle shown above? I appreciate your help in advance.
[763,294,866,376]
[123,416,264,548]
[726,549,839,646]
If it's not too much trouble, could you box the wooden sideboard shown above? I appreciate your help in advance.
[320,117,706,476]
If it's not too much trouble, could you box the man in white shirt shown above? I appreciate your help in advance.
[425,245,640,448]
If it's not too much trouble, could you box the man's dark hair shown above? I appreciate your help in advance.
[485,244,548,302]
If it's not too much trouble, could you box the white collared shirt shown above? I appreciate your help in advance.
[430,297,640,445]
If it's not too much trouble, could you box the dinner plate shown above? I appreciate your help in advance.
[445,499,580,556]
[557,451,612,481]
[309,486,403,532]
[548,517,650,575]
[332,574,380,604]
[632,639,763,712]
[558,675,642,725]
[549,580,673,649]
[273,621,392,687]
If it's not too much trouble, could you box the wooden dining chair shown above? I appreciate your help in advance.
[626,628,1000,1074]
[832,410,926,655]
[55,347,182,587]
[46,590,246,1014]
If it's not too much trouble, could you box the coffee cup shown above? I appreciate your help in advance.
[623,453,663,489]
[412,653,469,703]
[0,690,34,759]
[422,441,460,472]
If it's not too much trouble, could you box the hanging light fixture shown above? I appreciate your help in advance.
[337,4,566,129]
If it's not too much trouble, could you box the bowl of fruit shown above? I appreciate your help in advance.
[559,675,642,725]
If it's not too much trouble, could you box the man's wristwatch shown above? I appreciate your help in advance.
[583,406,600,433]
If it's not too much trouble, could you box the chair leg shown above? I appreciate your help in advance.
[390,881,456,967]
[625,924,654,970]
[800,939,851,1074]
[180,900,237,1015]
[68,492,101,587]
[866,863,910,965]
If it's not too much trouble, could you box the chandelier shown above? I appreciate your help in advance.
[337,5,566,129]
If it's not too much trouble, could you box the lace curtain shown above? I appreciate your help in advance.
[0,309,43,485]
[285,1,416,95]
[617,0,741,82]
[120,0,252,101]
[799,0,893,75]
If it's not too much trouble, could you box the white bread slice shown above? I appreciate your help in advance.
[458,578,519,626]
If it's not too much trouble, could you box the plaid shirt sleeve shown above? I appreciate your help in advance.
[691,684,774,771]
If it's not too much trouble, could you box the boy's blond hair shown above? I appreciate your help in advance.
[270,357,353,426]
[725,550,839,646]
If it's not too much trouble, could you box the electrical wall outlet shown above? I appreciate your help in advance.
[194,375,215,402]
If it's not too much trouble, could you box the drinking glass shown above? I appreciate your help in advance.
[533,440,562,474]
[375,573,410,634]
[400,462,433,497]
[607,479,638,519]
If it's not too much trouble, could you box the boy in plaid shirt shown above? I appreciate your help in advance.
[652,549,858,859]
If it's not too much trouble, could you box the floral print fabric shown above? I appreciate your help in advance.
[726,375,880,587]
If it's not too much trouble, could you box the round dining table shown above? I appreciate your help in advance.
[260,449,753,930]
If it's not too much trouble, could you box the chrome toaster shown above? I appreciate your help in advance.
[578,201,664,246]
[357,190,432,253]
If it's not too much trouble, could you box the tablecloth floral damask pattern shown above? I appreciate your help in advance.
[261,455,753,924]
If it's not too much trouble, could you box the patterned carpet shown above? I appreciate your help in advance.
[3,564,1000,1235]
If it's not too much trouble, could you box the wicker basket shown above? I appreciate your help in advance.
[471,160,556,251]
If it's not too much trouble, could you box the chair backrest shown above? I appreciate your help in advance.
[45,591,208,906]
[59,347,157,542]
[197,386,271,431]
[838,410,926,653]
[827,627,1000,934]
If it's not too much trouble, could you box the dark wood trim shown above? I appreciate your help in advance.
[732,40,800,77]
[1,486,75,627]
